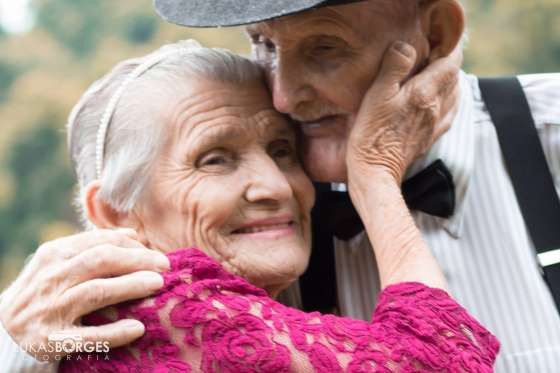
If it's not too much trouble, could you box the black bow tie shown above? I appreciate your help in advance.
[326,160,456,240]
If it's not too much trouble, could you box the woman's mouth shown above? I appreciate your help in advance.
[231,217,297,238]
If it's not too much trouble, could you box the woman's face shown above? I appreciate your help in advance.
[134,77,315,294]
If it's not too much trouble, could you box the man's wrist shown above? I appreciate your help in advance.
[347,162,401,193]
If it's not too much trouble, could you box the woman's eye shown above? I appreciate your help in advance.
[269,140,294,159]
[196,150,233,169]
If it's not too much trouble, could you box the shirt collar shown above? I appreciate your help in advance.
[405,71,476,238]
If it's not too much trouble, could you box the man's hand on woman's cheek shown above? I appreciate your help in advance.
[346,41,462,184]
[0,229,170,362]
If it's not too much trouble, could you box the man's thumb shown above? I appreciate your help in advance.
[372,41,417,99]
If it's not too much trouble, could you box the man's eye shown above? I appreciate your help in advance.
[251,34,276,54]
[264,40,276,53]
[311,44,339,57]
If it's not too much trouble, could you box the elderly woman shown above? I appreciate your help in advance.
[41,40,500,372]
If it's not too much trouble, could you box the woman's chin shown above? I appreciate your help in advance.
[225,238,310,288]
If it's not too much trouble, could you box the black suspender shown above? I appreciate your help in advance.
[299,182,338,313]
[479,77,560,311]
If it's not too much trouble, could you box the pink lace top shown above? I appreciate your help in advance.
[60,248,499,372]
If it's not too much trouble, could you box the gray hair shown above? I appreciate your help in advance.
[67,40,263,226]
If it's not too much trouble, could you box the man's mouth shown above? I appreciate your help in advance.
[297,115,346,137]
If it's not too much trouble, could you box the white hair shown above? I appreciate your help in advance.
[67,40,263,226]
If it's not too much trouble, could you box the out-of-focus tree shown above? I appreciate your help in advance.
[34,0,108,58]
[464,0,560,74]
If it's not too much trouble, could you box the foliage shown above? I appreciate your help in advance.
[0,0,558,288]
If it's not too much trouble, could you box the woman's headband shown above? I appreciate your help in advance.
[95,52,171,178]
[95,42,200,179]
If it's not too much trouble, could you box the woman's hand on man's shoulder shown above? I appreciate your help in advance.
[0,228,170,362]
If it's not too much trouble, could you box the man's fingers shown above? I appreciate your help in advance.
[77,319,145,350]
[406,51,461,110]
[368,41,417,101]
[62,271,165,319]
[58,245,170,287]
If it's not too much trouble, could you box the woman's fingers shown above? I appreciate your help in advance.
[57,245,170,288]
[76,318,145,350]
[62,271,164,320]
[0,229,169,362]
[36,228,146,263]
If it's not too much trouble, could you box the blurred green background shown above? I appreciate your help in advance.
[0,0,559,289]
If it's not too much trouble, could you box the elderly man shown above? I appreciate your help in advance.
[0,0,558,372]
[151,0,560,372]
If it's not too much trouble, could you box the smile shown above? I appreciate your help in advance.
[234,222,294,234]
[231,217,297,238]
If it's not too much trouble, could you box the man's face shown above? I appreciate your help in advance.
[247,1,420,182]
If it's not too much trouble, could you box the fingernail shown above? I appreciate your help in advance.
[123,319,144,331]
[143,271,164,290]
[153,253,171,271]
[393,41,414,58]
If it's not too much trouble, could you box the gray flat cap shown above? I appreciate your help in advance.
[154,0,367,28]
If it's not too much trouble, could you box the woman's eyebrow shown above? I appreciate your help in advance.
[185,122,248,150]
[270,125,296,139]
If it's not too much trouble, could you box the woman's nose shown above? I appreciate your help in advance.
[244,156,294,205]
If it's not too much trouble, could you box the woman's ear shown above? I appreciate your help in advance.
[419,0,465,63]
[84,181,151,246]
[84,181,136,230]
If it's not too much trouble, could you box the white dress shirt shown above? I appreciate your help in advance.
[1,72,559,372]
[335,72,560,372]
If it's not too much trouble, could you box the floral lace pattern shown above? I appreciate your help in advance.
[60,248,499,372]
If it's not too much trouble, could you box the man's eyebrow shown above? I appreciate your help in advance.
[245,23,269,37]
[246,17,362,44]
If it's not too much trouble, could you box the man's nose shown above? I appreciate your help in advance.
[271,57,315,115]
[245,156,294,205]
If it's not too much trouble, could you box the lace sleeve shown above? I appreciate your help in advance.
[60,248,499,372]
